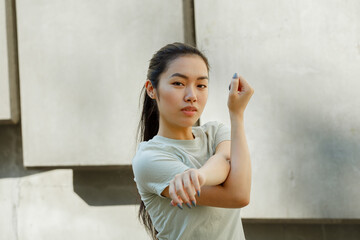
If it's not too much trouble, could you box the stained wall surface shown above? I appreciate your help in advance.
[195,0,360,219]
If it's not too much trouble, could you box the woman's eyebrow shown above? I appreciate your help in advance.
[170,73,208,80]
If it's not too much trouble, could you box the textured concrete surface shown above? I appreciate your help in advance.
[0,124,148,239]
[0,0,19,123]
[16,0,184,166]
[195,0,360,219]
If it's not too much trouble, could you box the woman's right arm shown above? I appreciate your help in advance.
[162,74,254,208]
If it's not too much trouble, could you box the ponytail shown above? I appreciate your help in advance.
[139,87,159,142]
[137,87,159,239]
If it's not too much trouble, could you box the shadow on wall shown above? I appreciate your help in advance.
[0,123,47,179]
[0,124,141,206]
[73,166,141,206]
[274,94,360,218]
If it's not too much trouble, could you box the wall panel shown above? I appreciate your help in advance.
[195,0,360,219]
[17,0,184,166]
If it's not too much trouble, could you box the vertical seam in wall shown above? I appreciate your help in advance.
[183,0,201,126]
[192,0,197,47]
[5,0,21,124]
[182,0,196,47]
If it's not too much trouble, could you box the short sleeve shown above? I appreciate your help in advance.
[132,145,190,198]
[214,121,231,148]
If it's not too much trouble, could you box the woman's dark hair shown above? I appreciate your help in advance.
[137,42,209,239]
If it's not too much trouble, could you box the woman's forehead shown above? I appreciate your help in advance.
[165,55,208,76]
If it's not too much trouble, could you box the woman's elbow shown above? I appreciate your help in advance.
[233,195,250,208]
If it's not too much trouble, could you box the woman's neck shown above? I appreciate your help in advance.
[157,119,195,140]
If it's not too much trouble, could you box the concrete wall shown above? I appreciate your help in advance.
[196,0,360,220]
[1,0,360,239]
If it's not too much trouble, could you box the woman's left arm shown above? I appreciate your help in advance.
[197,140,231,186]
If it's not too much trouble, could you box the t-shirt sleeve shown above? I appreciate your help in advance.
[214,121,231,148]
[132,146,190,198]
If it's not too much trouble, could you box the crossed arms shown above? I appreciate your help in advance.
[161,117,252,209]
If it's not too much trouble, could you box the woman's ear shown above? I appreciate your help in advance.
[145,79,156,99]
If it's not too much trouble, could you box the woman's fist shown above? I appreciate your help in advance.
[227,73,254,117]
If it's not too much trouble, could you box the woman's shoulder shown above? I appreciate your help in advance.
[197,120,228,134]
[132,139,187,184]
[138,138,175,153]
[132,140,175,166]
[195,121,231,148]
[199,120,223,128]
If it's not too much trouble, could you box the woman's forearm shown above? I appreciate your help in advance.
[222,114,252,203]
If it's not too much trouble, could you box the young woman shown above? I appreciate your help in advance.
[132,42,254,240]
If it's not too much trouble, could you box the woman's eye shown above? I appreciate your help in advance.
[198,84,207,89]
[173,82,184,86]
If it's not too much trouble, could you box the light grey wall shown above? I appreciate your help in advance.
[16,0,184,166]
[195,0,360,219]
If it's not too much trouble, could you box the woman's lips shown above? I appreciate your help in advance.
[181,106,197,117]
[181,109,197,117]
[181,106,197,111]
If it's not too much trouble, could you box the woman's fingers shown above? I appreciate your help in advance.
[169,180,183,209]
[238,74,254,95]
[229,73,253,95]
[229,73,240,94]
[189,170,201,198]
[169,170,200,209]
[183,174,196,207]
[175,175,191,206]
[227,73,254,115]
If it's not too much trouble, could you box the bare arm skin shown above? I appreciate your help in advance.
[198,140,231,186]
[162,74,254,208]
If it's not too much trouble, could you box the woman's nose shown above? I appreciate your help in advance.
[184,86,197,102]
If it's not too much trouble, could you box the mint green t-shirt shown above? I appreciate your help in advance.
[132,121,245,240]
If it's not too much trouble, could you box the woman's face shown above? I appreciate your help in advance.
[154,55,209,129]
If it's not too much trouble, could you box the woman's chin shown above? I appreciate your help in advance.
[180,118,199,127]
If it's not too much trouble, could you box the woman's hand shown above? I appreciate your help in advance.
[228,73,254,118]
[169,168,206,209]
